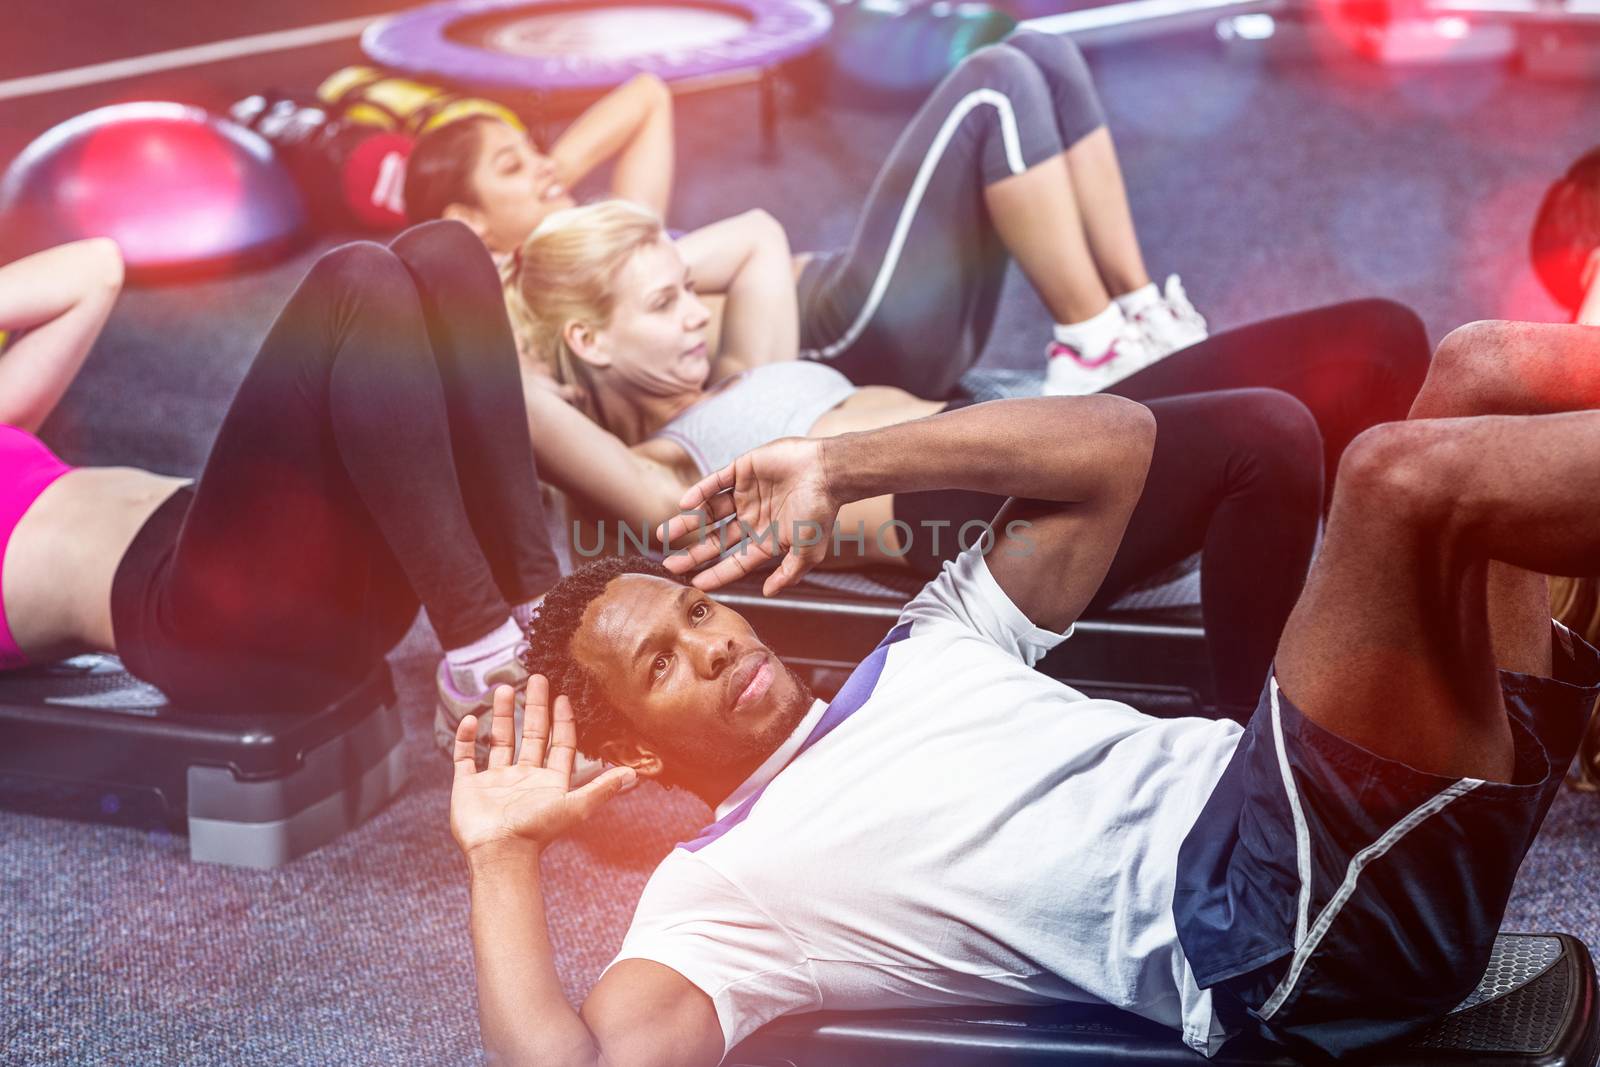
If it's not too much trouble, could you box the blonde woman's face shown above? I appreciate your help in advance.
[590,239,712,396]
[467,122,576,252]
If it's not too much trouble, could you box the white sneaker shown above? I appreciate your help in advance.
[434,651,528,769]
[1042,321,1154,396]
[434,653,610,786]
[1132,274,1209,358]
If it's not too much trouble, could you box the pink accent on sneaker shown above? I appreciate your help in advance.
[436,659,475,703]
[1047,339,1120,370]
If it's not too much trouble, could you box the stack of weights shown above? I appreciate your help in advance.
[231,68,525,231]
[228,92,411,230]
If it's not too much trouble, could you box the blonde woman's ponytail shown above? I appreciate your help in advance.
[499,246,542,368]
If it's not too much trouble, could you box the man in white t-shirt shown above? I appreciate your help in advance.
[447,320,1600,1066]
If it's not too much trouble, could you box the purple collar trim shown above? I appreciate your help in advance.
[679,622,913,852]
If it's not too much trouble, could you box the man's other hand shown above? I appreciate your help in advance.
[450,676,635,857]
[657,436,838,596]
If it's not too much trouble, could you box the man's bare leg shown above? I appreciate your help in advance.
[1275,321,1600,781]
[1403,321,1587,680]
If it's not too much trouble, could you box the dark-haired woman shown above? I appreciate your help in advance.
[0,222,560,760]
[405,72,674,257]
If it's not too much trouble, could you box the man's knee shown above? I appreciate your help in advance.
[1409,319,1524,419]
[1432,319,1514,378]
[1334,421,1465,527]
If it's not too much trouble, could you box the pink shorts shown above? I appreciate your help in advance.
[0,426,74,670]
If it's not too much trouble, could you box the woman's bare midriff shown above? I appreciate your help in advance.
[808,386,945,438]
[5,467,187,660]
[629,385,947,565]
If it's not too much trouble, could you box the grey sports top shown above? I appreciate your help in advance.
[651,361,857,476]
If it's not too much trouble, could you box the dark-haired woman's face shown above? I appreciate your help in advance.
[466,121,577,252]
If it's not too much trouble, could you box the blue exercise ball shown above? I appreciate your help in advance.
[0,102,308,278]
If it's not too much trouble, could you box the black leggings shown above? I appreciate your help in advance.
[110,221,560,711]
[795,23,1432,501]
[1108,299,1430,507]
[896,388,1324,718]
[798,28,1100,399]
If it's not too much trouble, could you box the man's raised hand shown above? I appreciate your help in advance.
[657,436,839,596]
[449,676,635,857]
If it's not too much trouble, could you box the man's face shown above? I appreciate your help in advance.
[572,575,813,783]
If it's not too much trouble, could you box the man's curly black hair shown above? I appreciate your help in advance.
[520,555,687,761]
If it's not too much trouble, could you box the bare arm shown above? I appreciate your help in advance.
[0,238,124,431]
[825,397,1155,629]
[455,682,721,1067]
[676,212,798,376]
[524,384,690,539]
[549,74,675,217]
[664,396,1155,631]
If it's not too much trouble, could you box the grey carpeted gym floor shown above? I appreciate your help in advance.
[5,11,1600,1065]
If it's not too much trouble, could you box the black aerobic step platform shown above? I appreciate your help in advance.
[0,655,404,868]
[729,933,1600,1067]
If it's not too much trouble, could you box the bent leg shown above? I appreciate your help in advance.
[800,43,1094,396]
[1277,321,1600,780]
[146,242,513,705]
[1108,299,1430,503]
[895,389,1323,715]
[987,153,1112,324]
[1408,320,1600,675]
[1092,390,1322,715]
[1004,31,1148,296]
[387,220,562,605]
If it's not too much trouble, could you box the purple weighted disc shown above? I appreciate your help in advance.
[362,0,833,92]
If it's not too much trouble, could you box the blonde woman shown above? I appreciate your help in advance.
[509,200,1328,722]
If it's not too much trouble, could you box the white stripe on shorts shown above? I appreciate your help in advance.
[1258,776,1483,1021]
[1268,677,1314,947]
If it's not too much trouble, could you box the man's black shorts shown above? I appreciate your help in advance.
[1174,622,1600,1059]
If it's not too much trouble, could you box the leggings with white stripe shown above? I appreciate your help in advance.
[797,29,1099,398]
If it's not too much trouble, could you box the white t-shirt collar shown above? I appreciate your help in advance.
[713,697,829,821]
